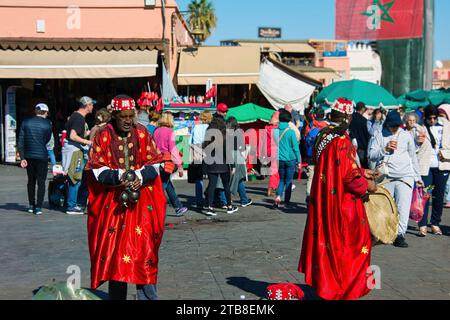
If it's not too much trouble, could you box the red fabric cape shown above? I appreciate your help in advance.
[298,132,372,300]
[85,123,166,289]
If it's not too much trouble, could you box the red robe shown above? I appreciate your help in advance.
[298,131,372,300]
[85,123,166,289]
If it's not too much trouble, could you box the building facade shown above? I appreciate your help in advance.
[433,61,450,89]
[0,0,193,163]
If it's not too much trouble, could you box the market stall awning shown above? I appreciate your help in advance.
[257,58,317,113]
[0,49,158,79]
[226,103,275,124]
[177,46,260,85]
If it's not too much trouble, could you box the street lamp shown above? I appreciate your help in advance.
[190,27,205,45]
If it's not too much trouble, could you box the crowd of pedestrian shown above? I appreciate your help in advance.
[16,92,449,300]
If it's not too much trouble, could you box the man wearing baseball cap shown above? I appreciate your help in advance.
[18,103,53,215]
[62,96,95,215]
[202,103,238,216]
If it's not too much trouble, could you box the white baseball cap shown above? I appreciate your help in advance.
[79,96,96,106]
[35,103,49,112]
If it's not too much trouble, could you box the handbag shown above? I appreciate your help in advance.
[410,186,427,223]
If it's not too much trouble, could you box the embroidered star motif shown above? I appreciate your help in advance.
[148,186,153,192]
[147,205,153,212]
[121,224,126,231]
[361,246,369,255]
[122,255,131,264]
[135,226,143,236]
[320,174,326,183]
[331,188,337,195]
[326,243,331,251]
[108,227,116,235]
[145,259,156,268]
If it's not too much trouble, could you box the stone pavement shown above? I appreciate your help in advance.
[0,164,449,300]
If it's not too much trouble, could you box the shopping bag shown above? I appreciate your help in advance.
[410,187,425,223]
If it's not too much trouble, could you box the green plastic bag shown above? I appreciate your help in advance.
[32,281,102,300]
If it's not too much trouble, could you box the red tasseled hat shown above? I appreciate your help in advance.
[331,97,354,115]
[111,97,136,111]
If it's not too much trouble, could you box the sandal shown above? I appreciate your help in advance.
[418,226,427,237]
[431,225,443,235]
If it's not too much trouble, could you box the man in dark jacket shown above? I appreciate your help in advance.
[349,102,370,168]
[18,103,52,215]
[203,103,238,216]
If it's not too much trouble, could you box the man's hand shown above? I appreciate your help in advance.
[367,179,378,193]
[178,167,184,178]
[20,160,28,168]
[364,169,376,180]
[129,177,142,191]
[416,180,425,188]
[385,141,397,153]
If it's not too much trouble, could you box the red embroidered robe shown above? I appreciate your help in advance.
[85,123,166,289]
[298,132,372,300]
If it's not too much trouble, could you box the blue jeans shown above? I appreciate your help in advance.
[47,150,56,167]
[277,160,296,204]
[67,180,81,209]
[161,172,182,210]
[419,168,450,227]
[195,179,204,207]
[237,180,249,204]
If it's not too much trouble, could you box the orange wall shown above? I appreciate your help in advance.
[433,68,450,81]
[316,57,350,81]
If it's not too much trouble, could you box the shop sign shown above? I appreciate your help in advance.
[258,27,282,39]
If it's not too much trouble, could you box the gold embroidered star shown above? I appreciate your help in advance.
[122,255,131,264]
[320,174,326,183]
[135,226,143,236]
[361,246,369,255]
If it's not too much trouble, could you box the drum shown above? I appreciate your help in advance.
[363,185,399,245]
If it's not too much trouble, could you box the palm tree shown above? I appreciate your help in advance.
[187,0,217,42]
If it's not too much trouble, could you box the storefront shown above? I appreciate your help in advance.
[0,0,194,163]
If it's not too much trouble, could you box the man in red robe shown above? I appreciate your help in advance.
[298,98,377,300]
[85,95,166,300]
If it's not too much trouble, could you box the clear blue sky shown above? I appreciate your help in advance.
[176,0,450,62]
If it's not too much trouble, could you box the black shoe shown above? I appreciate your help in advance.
[393,235,409,248]
[204,207,217,216]
[226,206,238,214]
[284,203,295,209]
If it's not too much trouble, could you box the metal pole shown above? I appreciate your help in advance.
[423,0,434,90]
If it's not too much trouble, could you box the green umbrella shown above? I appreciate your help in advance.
[315,79,399,109]
[398,89,450,110]
[225,103,275,124]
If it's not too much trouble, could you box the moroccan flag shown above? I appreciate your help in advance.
[336,0,424,40]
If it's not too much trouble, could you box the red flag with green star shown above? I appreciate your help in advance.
[336,0,423,40]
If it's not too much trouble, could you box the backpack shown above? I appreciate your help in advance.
[305,127,321,159]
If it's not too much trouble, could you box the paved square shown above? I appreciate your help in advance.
[0,165,449,300]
